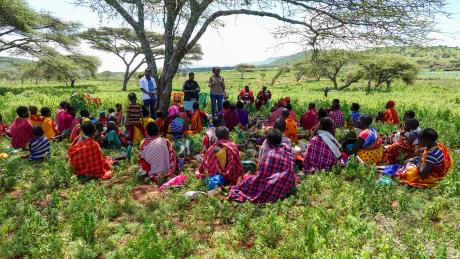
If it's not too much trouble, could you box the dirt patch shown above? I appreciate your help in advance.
[10,189,23,199]
[131,184,163,204]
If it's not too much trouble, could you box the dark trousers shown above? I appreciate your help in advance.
[143,97,156,119]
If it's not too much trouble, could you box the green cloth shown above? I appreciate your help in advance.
[107,130,121,150]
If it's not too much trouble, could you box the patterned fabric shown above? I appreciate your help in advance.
[29,137,50,161]
[202,127,218,151]
[68,118,82,138]
[284,118,298,143]
[138,136,178,182]
[328,109,344,129]
[67,138,113,180]
[11,118,34,149]
[348,112,361,128]
[168,116,185,141]
[69,124,82,144]
[29,115,44,127]
[383,108,399,125]
[126,104,143,126]
[198,139,244,186]
[398,143,452,187]
[383,139,416,164]
[114,111,124,126]
[300,109,318,131]
[259,135,292,161]
[358,128,383,164]
[222,110,240,131]
[229,144,296,203]
[238,90,254,104]
[425,148,444,166]
[41,117,59,139]
[303,135,341,173]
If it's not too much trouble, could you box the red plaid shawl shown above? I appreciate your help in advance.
[11,118,34,149]
[229,143,296,203]
[303,135,340,173]
[383,139,416,164]
[67,138,113,180]
[328,109,344,129]
[138,136,178,182]
[198,139,244,185]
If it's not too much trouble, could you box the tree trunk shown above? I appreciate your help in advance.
[386,80,391,90]
[332,79,338,90]
[122,69,130,91]
[70,79,76,87]
[157,76,173,113]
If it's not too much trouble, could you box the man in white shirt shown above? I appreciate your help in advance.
[139,68,157,118]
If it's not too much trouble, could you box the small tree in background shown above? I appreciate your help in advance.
[312,49,354,90]
[292,60,323,82]
[235,64,256,79]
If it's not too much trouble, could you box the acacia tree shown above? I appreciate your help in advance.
[30,51,101,87]
[80,27,202,91]
[0,0,80,55]
[75,0,445,112]
[235,64,256,79]
[358,55,418,91]
[292,60,322,82]
[312,49,355,90]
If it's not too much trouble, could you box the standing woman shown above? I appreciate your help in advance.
[183,72,200,113]
[208,67,225,116]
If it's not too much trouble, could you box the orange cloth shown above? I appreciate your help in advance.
[41,117,59,139]
[190,110,207,134]
[285,118,298,143]
[383,108,399,125]
[29,115,44,127]
[400,143,453,187]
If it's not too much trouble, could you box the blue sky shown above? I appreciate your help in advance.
[24,0,460,72]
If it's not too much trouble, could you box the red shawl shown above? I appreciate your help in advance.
[198,139,244,185]
[67,138,113,180]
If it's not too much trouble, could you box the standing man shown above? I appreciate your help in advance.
[183,72,200,113]
[208,67,225,117]
[139,68,157,119]
[256,86,272,110]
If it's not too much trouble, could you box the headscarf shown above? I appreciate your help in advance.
[386,100,396,108]
[168,105,180,117]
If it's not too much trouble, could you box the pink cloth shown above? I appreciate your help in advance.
[57,111,75,132]
[159,175,187,191]
[168,105,180,117]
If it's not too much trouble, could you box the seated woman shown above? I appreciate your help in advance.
[229,128,296,203]
[383,118,420,164]
[387,110,416,144]
[303,117,343,173]
[382,100,399,125]
[68,110,90,141]
[11,106,34,149]
[222,103,240,131]
[190,102,208,134]
[163,105,185,141]
[202,117,224,152]
[104,121,127,150]
[56,104,75,133]
[29,106,44,127]
[138,122,179,183]
[379,128,452,187]
[328,99,344,129]
[255,86,271,110]
[282,109,298,143]
[67,122,113,180]
[197,126,244,186]
[350,115,383,165]
[259,118,292,161]
[40,107,60,139]
[347,103,361,128]
[300,102,318,131]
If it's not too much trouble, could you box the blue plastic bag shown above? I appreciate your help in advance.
[204,174,226,190]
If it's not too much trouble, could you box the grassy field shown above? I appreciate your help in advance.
[0,70,460,258]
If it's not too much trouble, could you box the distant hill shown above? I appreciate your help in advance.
[0,56,31,71]
[265,46,460,71]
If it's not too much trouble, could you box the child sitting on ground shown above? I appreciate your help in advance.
[40,107,60,139]
[126,93,146,145]
[11,106,34,149]
[283,108,298,143]
[347,103,361,128]
[190,102,209,134]
[114,103,124,126]
[27,126,51,161]
[104,121,128,149]
[98,111,107,126]
[29,106,44,127]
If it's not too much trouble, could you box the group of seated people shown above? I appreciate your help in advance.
[0,92,453,203]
